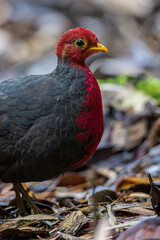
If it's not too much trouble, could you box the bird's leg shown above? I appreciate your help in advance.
[14,183,42,214]
[13,183,26,216]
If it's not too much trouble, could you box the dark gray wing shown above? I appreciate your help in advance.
[0,64,87,182]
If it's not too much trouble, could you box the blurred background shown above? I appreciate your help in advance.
[0,0,160,81]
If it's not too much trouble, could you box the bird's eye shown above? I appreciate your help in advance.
[74,39,86,48]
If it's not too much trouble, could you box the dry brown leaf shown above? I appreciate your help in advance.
[148,173,160,214]
[127,192,150,199]
[35,191,55,199]
[116,176,160,192]
[122,192,150,202]
[118,206,155,216]
[57,173,87,187]
[79,232,93,239]
[9,214,59,222]
[112,202,154,215]
[58,211,88,235]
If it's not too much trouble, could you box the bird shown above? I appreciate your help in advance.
[0,27,108,213]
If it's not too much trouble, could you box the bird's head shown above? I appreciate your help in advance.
[56,28,108,67]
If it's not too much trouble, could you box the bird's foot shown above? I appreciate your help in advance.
[13,183,42,214]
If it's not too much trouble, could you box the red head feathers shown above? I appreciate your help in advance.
[56,27,108,66]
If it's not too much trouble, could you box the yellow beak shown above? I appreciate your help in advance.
[87,43,108,53]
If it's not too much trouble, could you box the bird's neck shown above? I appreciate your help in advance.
[57,57,89,71]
